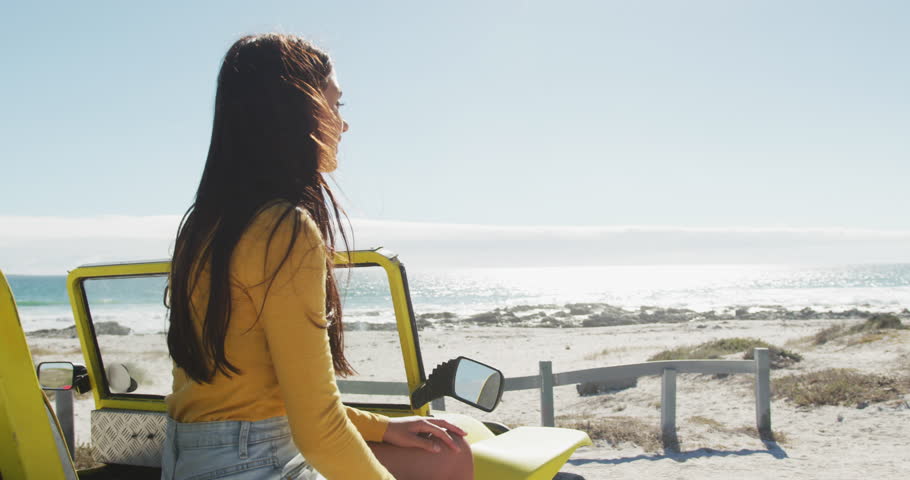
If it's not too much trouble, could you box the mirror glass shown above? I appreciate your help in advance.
[38,361,74,390]
[453,358,502,411]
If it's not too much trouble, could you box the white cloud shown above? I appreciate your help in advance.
[350,219,910,268]
[0,215,181,239]
[0,215,181,274]
[1,215,909,274]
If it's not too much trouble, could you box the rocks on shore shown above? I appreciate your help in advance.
[27,321,132,338]
[343,321,398,332]
[409,304,910,330]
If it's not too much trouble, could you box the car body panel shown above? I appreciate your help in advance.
[1,269,75,479]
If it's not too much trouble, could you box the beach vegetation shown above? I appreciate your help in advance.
[796,314,905,347]
[647,337,802,369]
[687,415,724,429]
[900,356,910,393]
[733,425,789,444]
[583,348,611,361]
[809,324,847,345]
[28,345,83,357]
[687,416,789,444]
[773,368,907,407]
[74,442,101,470]
[556,414,662,452]
[846,332,895,346]
[855,313,904,331]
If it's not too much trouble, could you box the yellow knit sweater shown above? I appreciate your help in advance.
[166,203,393,479]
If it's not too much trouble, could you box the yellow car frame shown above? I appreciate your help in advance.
[1,249,591,479]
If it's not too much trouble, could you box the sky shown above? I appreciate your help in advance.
[1,1,909,273]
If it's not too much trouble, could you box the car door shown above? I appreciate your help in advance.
[65,249,428,468]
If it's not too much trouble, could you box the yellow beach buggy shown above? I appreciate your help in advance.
[0,248,590,479]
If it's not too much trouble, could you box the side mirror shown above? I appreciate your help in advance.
[37,362,92,393]
[410,357,504,412]
[37,362,75,390]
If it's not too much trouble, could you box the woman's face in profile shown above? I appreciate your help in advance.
[319,71,348,173]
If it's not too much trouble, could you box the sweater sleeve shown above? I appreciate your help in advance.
[346,406,390,442]
[244,206,393,479]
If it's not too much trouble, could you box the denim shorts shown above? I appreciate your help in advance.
[160,415,325,480]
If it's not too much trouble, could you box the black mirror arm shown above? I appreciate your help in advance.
[74,374,91,394]
[72,365,91,394]
[410,358,459,409]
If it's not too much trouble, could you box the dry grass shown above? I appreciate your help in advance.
[686,416,789,444]
[30,346,83,367]
[774,368,907,407]
[687,415,724,429]
[29,346,83,357]
[733,425,789,444]
[846,332,896,346]
[808,324,847,346]
[557,414,663,452]
[648,337,802,369]
[858,314,904,331]
[583,348,611,361]
[897,354,910,393]
[796,314,905,347]
[74,443,102,470]
[559,414,791,450]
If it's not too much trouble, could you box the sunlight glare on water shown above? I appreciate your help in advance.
[401,264,910,315]
[9,264,910,331]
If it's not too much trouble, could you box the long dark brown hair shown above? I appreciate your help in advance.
[167,34,353,383]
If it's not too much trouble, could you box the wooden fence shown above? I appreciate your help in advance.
[337,347,772,443]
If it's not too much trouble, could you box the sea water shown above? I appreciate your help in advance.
[8,263,910,334]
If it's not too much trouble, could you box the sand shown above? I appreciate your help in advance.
[27,317,910,479]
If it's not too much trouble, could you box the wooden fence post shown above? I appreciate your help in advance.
[660,368,677,445]
[540,361,555,427]
[754,348,771,436]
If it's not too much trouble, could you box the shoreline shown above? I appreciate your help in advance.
[22,302,910,336]
[26,317,910,479]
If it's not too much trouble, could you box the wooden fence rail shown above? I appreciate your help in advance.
[338,347,772,443]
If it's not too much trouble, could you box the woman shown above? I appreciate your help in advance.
[162,34,473,480]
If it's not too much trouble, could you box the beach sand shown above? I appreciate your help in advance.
[27,317,910,479]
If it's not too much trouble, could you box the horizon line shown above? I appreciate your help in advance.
[2,214,910,236]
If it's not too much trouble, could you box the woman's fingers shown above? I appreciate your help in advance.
[425,418,467,437]
[415,422,461,452]
[385,417,469,453]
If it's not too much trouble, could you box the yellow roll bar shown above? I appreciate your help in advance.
[65,249,428,416]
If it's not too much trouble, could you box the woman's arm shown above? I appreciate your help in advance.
[247,207,393,479]
[346,406,390,442]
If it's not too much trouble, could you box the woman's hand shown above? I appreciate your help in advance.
[381,416,467,453]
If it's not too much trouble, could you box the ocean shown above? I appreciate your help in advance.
[7,263,910,335]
